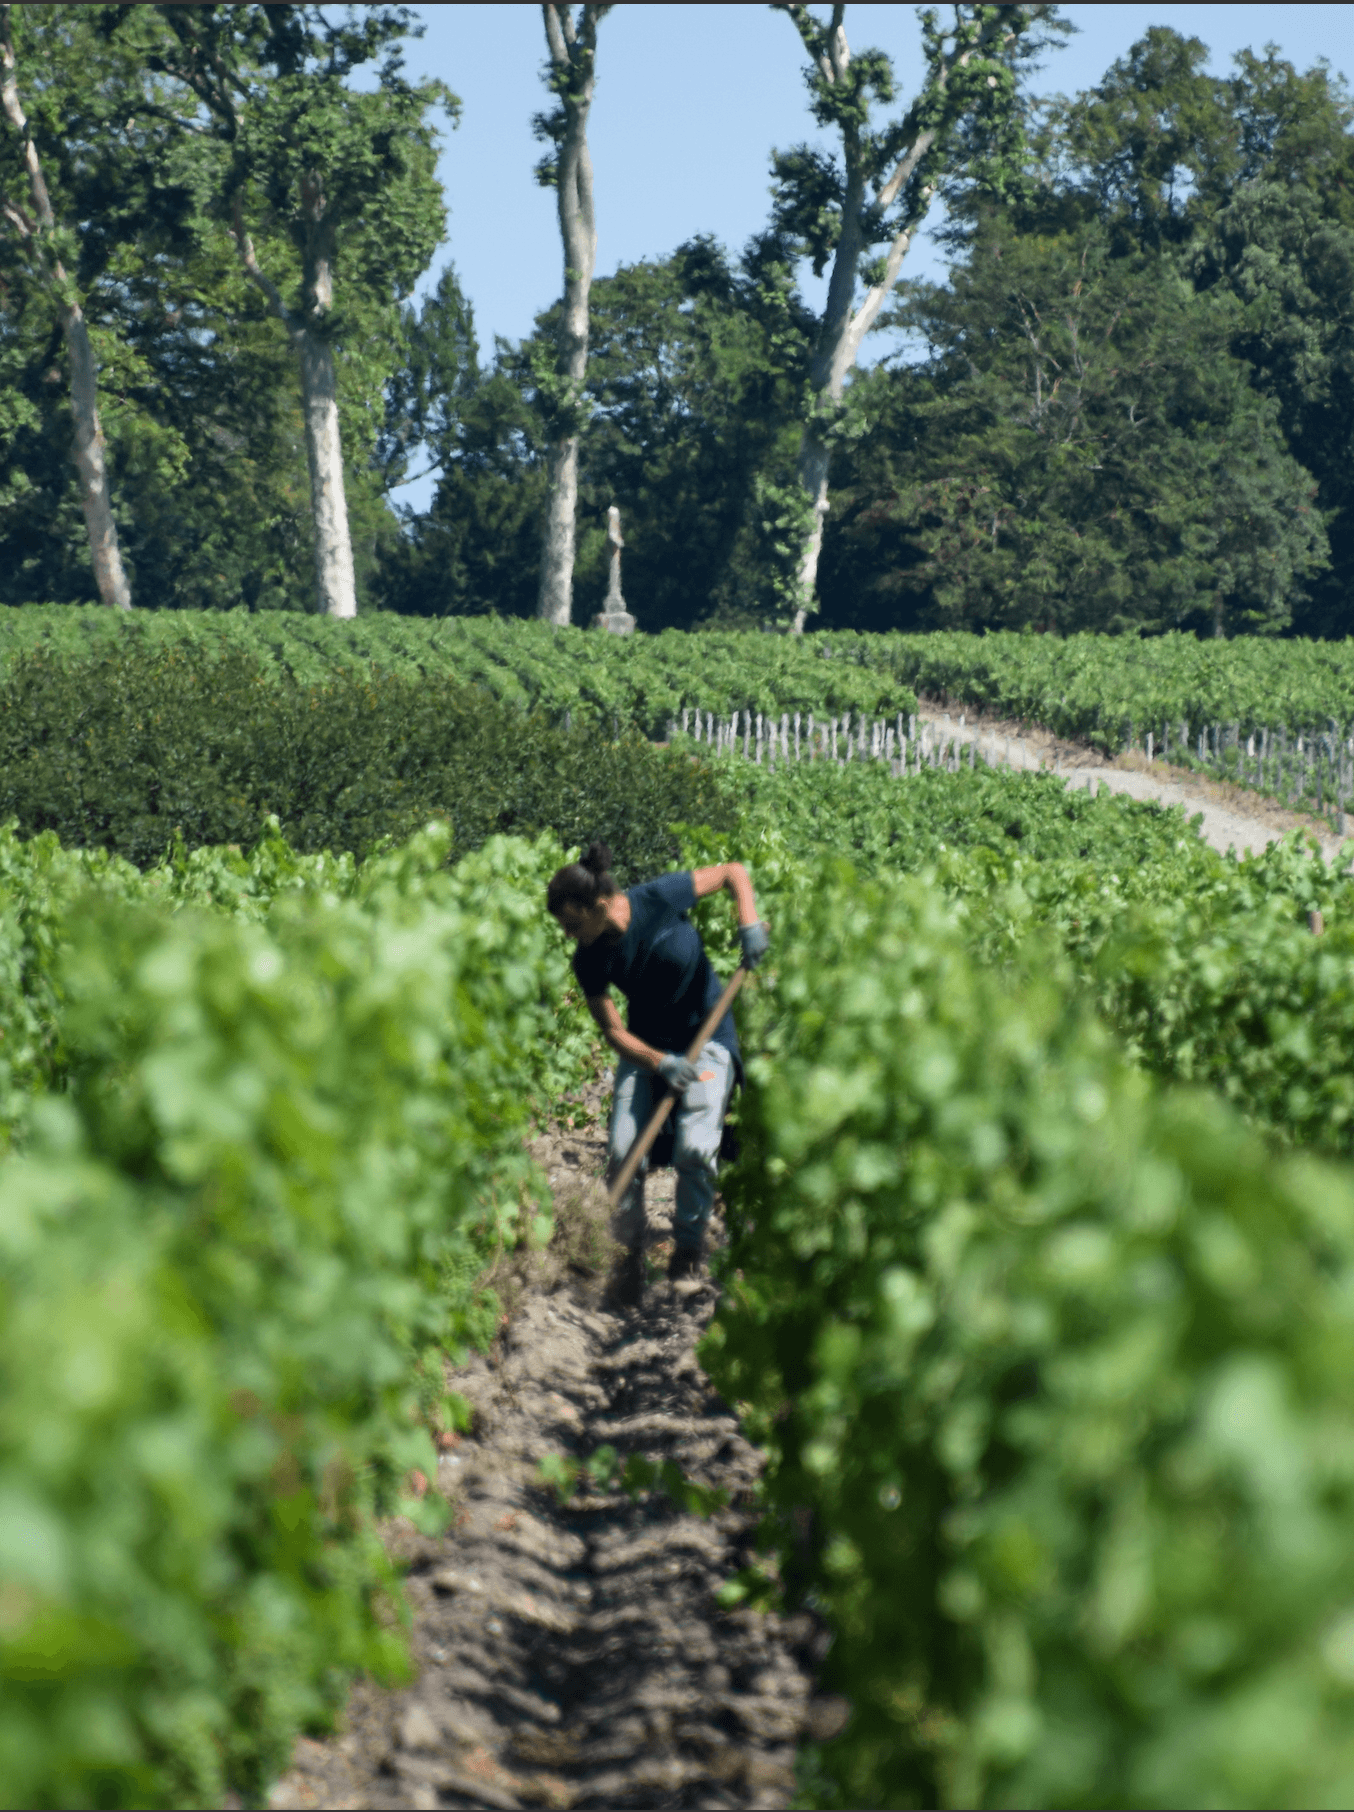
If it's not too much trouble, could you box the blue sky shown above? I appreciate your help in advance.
[387,3,1354,509]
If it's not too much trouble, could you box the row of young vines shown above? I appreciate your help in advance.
[683,765,1354,1808]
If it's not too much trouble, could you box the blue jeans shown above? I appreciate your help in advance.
[608,1041,735,1253]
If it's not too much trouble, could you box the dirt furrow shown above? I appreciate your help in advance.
[268,1092,835,1812]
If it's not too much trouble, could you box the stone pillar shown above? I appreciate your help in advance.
[593,503,636,634]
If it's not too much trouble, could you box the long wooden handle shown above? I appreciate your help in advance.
[606,966,748,1208]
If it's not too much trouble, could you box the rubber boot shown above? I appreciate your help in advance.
[667,1245,703,1282]
[606,1246,645,1308]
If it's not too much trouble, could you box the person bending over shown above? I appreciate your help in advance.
[547,841,769,1304]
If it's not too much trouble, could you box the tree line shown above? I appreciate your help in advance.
[2,4,1351,637]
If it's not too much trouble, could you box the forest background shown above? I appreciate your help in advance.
[3,1,1354,640]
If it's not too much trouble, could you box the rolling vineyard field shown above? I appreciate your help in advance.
[7,609,1354,748]
[876,628,1354,746]
[12,606,1354,818]
[7,631,1354,1807]
[0,607,916,734]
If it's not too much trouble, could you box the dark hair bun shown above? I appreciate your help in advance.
[581,841,614,876]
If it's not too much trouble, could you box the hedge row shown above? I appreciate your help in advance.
[698,855,1354,1809]
[0,644,737,876]
[0,826,593,1807]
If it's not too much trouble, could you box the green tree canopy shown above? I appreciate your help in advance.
[815,26,1348,636]
[821,218,1326,634]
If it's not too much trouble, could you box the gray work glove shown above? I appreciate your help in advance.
[658,1053,701,1092]
[738,921,771,969]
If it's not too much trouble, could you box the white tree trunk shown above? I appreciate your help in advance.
[539,430,580,626]
[298,329,357,619]
[792,427,832,634]
[1,6,131,608]
[65,303,132,609]
[782,4,971,632]
[230,197,357,618]
[789,163,927,632]
[536,5,599,627]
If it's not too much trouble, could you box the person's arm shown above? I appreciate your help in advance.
[690,861,770,968]
[586,993,666,1072]
[691,861,758,926]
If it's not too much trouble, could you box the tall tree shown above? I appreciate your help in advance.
[373,241,815,628]
[772,1,1060,629]
[1186,52,1354,636]
[821,220,1327,635]
[142,2,451,617]
[533,3,607,627]
[376,261,481,501]
[0,5,327,612]
[0,3,131,607]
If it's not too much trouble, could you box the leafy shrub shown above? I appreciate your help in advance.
[0,644,738,876]
[701,860,1354,1809]
[0,827,594,1807]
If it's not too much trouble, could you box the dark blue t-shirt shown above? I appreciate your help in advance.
[572,872,740,1074]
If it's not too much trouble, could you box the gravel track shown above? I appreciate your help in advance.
[267,1089,835,1812]
[916,696,1345,860]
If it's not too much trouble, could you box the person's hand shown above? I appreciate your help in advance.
[658,1053,701,1091]
[738,921,770,969]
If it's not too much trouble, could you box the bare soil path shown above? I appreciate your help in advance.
[916,695,1346,861]
[266,1087,835,1812]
